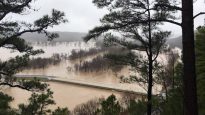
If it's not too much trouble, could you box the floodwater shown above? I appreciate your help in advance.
[2,81,123,110]
[0,41,168,109]
[0,41,96,61]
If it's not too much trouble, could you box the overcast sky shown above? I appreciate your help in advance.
[10,0,205,37]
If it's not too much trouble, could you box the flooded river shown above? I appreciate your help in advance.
[0,41,166,109]
[2,81,123,110]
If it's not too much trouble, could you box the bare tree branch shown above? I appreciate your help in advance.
[150,19,181,26]
[193,12,205,19]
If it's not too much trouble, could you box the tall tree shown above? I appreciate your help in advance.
[181,0,198,114]
[0,0,67,91]
[195,26,205,115]
[86,0,205,114]
[84,0,171,114]
[156,0,205,114]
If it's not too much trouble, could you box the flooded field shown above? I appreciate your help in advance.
[0,41,166,109]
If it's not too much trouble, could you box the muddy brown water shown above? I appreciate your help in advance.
[0,41,173,110]
[2,81,123,110]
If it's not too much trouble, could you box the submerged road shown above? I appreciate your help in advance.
[15,75,146,97]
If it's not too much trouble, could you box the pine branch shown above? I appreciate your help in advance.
[0,82,31,91]
[155,3,182,11]
[0,71,9,76]
[0,0,32,21]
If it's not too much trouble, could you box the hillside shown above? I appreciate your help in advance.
[21,32,86,42]
[167,36,182,49]
[21,31,183,49]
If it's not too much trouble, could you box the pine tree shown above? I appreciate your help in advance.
[196,26,205,115]
[96,94,122,115]
[0,0,67,91]
[84,0,173,114]
[85,0,205,114]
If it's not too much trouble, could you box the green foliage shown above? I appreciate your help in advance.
[0,92,13,110]
[84,0,177,41]
[2,88,71,115]
[0,55,30,77]
[196,26,205,115]
[18,89,55,115]
[84,0,172,94]
[158,62,183,115]
[173,63,183,88]
[19,78,48,91]
[126,100,147,115]
[160,87,183,115]
[52,107,70,115]
[0,1,69,115]
[84,0,173,88]
[96,94,122,115]
[84,1,177,114]
[0,92,17,115]
[0,0,67,91]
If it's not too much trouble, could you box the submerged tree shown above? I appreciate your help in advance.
[0,0,67,91]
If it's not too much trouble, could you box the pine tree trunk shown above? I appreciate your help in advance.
[147,0,153,113]
[182,0,198,114]
[147,56,153,115]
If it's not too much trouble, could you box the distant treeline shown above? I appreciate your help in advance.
[23,46,126,72]
[72,46,128,73]
[21,32,86,43]
[74,56,123,73]
[74,56,109,72]
[24,54,62,70]
[31,41,89,47]
[69,46,126,60]
[69,48,107,60]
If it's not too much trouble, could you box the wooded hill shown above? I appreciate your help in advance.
[21,31,182,49]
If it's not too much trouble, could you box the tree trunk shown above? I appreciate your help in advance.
[147,56,153,115]
[182,0,198,114]
[147,0,153,114]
